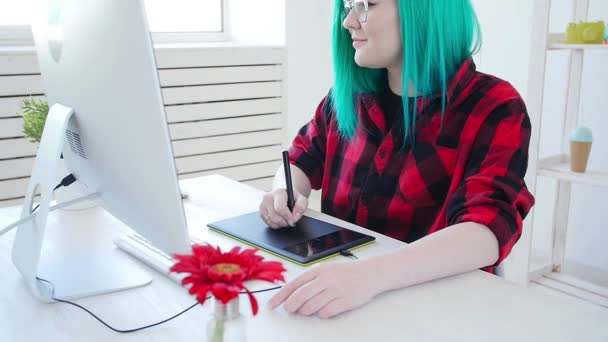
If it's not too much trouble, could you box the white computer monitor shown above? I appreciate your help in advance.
[11,0,191,301]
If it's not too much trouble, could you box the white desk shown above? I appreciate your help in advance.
[1,175,607,342]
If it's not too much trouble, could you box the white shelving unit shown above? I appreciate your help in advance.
[513,0,608,308]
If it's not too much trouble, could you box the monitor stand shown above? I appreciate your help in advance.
[11,103,152,302]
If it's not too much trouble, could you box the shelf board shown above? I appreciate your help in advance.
[530,259,608,308]
[546,263,608,298]
[547,33,608,50]
[537,154,608,188]
[534,277,608,308]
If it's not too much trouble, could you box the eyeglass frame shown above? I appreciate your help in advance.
[343,0,369,24]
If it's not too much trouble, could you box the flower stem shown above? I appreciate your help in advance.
[211,318,225,342]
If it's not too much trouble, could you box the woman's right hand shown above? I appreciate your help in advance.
[259,188,308,229]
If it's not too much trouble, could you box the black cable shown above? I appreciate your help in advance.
[31,174,77,213]
[36,277,282,334]
[339,249,358,260]
[55,173,77,190]
[30,173,284,333]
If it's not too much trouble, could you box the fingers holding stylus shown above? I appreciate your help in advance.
[260,190,289,229]
[260,189,308,229]
[274,191,296,227]
[292,193,308,223]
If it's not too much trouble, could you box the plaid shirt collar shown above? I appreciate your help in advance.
[359,58,478,146]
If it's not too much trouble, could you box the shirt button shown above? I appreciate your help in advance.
[379,150,386,158]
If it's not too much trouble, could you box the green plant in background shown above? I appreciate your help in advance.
[19,97,49,143]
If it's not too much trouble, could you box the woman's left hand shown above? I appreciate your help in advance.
[266,259,381,319]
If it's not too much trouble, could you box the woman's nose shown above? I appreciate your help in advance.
[342,8,361,31]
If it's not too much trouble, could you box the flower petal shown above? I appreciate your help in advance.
[248,261,286,283]
[243,286,259,316]
[195,284,212,304]
[211,282,240,304]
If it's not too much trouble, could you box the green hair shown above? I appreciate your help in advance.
[331,0,482,142]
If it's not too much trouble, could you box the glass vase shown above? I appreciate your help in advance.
[206,297,246,342]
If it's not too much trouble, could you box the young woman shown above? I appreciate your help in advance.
[261,0,535,319]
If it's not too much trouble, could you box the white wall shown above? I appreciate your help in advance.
[472,0,534,96]
[226,0,286,45]
[284,0,333,145]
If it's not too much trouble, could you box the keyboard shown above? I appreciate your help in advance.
[114,234,198,285]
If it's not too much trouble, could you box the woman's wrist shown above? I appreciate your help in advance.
[360,252,408,297]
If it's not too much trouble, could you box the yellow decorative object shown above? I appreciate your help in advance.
[565,21,606,44]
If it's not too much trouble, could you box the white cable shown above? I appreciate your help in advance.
[0,193,100,237]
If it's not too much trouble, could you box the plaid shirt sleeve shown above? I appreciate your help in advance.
[288,95,331,190]
[447,95,535,266]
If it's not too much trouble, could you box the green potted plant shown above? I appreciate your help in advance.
[19,97,49,144]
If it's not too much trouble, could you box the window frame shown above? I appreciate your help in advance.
[0,0,229,47]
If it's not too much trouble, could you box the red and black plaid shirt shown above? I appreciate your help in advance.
[288,58,535,273]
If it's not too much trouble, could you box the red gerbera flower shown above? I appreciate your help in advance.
[170,244,286,315]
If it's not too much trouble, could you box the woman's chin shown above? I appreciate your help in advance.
[354,54,384,69]
[354,53,371,68]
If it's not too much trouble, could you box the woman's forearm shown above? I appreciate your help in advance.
[369,222,500,294]
[271,166,499,293]
[272,165,312,198]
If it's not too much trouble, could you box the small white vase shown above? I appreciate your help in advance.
[206,297,246,342]
[53,158,98,210]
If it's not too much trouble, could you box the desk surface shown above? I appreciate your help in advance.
[1,175,607,342]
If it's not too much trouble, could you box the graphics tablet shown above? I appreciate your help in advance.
[207,211,375,266]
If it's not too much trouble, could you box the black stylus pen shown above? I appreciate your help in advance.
[282,150,295,212]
